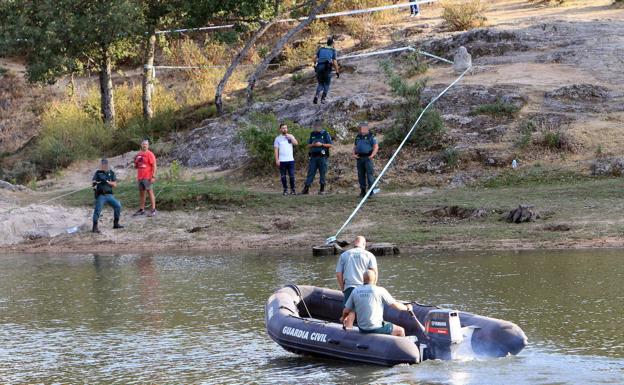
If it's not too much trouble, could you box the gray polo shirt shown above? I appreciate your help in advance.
[344,284,396,330]
[336,247,377,289]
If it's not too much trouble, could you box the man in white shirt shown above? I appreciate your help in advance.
[274,123,299,195]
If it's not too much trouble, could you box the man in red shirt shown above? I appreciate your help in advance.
[133,139,157,217]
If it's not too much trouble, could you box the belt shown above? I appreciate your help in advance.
[309,153,328,158]
[357,153,372,158]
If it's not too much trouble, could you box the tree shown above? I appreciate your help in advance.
[2,0,143,128]
[214,0,315,115]
[246,0,332,106]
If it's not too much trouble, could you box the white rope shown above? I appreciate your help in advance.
[156,25,235,35]
[154,1,438,35]
[326,64,472,244]
[148,46,452,73]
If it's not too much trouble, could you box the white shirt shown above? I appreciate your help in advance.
[274,135,294,162]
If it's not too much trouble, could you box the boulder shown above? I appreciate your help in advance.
[453,46,472,73]
[170,121,248,170]
[0,180,26,192]
[590,157,624,176]
[506,205,540,223]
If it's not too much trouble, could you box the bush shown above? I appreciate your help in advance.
[402,52,429,78]
[0,160,38,184]
[33,100,114,172]
[539,130,574,151]
[441,148,460,168]
[31,81,183,173]
[471,100,520,118]
[239,112,311,173]
[515,120,536,149]
[381,62,446,149]
[0,67,7,77]
[441,0,488,31]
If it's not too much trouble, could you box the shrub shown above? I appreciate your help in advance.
[33,100,114,172]
[402,52,429,78]
[239,112,311,173]
[539,130,574,151]
[441,148,460,168]
[441,0,488,31]
[381,61,446,149]
[515,120,536,149]
[0,160,38,184]
[471,100,520,118]
[0,67,7,77]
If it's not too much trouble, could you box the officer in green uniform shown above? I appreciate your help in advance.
[353,122,379,198]
[91,159,124,233]
[302,126,333,195]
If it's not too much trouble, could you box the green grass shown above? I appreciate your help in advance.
[471,100,521,118]
[63,178,256,210]
[482,165,594,188]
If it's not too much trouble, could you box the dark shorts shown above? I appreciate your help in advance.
[138,179,152,191]
[360,321,394,335]
[343,287,355,307]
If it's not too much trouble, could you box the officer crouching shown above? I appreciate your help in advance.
[92,158,124,233]
[353,122,379,198]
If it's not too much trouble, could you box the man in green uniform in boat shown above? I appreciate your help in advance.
[342,270,413,336]
[336,236,378,306]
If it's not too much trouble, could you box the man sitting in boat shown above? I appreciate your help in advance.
[336,236,378,306]
[342,270,413,337]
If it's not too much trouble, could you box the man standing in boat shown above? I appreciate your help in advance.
[336,236,378,306]
[342,270,412,337]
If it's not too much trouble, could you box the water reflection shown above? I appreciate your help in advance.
[0,250,622,384]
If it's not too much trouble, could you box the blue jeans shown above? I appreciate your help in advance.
[410,4,420,14]
[315,73,332,97]
[305,156,328,186]
[93,194,122,223]
[279,161,296,191]
[357,157,375,190]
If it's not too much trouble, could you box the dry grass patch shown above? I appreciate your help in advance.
[441,0,487,31]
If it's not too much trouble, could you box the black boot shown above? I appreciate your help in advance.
[113,218,124,229]
[301,185,310,195]
[319,183,326,195]
[92,221,100,233]
[313,95,318,104]
[359,188,366,198]
[321,92,327,104]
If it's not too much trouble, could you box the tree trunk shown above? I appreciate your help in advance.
[246,0,332,106]
[215,21,275,115]
[142,32,157,120]
[99,48,116,127]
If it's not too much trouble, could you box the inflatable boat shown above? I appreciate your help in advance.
[265,285,527,366]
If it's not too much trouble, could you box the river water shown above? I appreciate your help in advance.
[0,250,622,384]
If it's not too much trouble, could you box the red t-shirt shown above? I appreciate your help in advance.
[134,150,156,180]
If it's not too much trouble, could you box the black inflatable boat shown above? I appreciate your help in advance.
[265,285,527,366]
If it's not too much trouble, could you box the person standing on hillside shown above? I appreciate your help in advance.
[133,139,157,217]
[274,123,299,195]
[301,126,333,195]
[409,1,420,17]
[313,36,340,105]
[336,236,378,306]
[353,122,379,198]
[91,159,124,233]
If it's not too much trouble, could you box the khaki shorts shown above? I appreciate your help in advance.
[138,179,152,191]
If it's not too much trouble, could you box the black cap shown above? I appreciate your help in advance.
[327,36,334,46]
[101,158,108,164]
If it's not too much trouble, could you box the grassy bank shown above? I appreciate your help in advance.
[55,171,624,251]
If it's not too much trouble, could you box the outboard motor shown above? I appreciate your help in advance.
[423,309,464,360]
